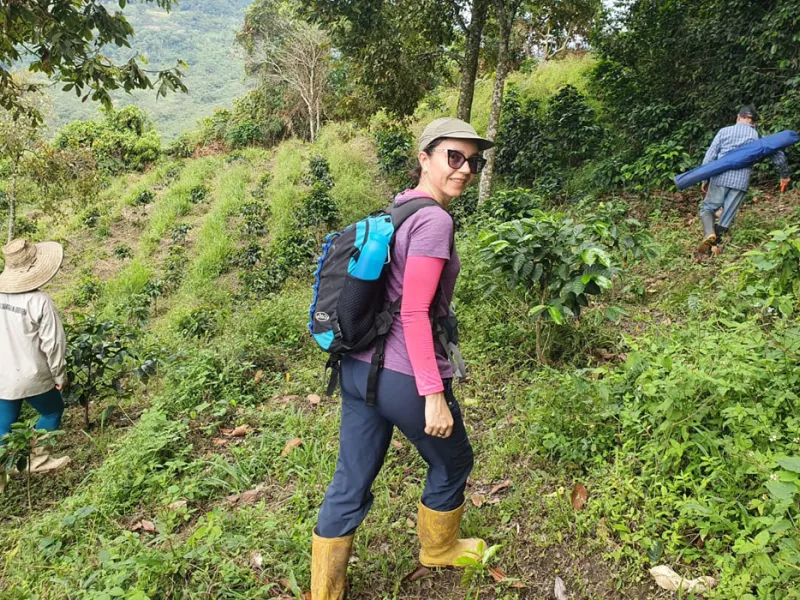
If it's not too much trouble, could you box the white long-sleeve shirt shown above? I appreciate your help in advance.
[0,290,67,400]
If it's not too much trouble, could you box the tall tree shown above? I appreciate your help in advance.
[0,0,187,122]
[238,0,331,141]
[479,0,524,204]
[453,0,491,122]
[297,0,457,118]
[0,76,46,241]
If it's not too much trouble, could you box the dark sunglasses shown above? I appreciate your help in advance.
[433,148,486,174]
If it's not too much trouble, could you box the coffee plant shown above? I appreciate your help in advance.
[479,210,619,362]
[64,316,138,429]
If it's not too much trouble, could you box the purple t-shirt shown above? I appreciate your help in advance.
[351,190,460,380]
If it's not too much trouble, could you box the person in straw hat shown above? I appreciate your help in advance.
[0,238,68,445]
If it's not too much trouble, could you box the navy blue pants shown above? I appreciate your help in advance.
[0,388,65,440]
[316,356,474,538]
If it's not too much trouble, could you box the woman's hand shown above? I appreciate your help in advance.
[425,392,454,439]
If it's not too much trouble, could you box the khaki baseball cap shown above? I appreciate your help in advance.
[418,117,495,152]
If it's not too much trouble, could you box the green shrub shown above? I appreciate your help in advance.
[54,107,162,174]
[297,183,339,229]
[133,189,155,206]
[64,316,138,429]
[479,210,619,361]
[374,123,414,191]
[73,272,103,307]
[113,244,133,259]
[737,226,800,318]
[189,184,208,204]
[620,138,693,192]
[480,188,544,222]
[81,207,101,228]
[526,317,800,598]
[176,307,219,339]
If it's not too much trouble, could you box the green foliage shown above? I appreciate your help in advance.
[495,85,602,190]
[81,207,101,228]
[0,419,63,508]
[620,138,693,192]
[64,316,137,428]
[737,226,800,318]
[133,189,155,206]
[591,0,800,173]
[529,318,800,598]
[374,123,414,191]
[545,85,602,168]
[238,231,315,296]
[54,106,162,174]
[189,184,208,204]
[176,307,219,339]
[0,0,187,121]
[164,244,188,291]
[240,199,271,237]
[113,244,133,260]
[298,0,456,117]
[480,188,544,222]
[479,211,619,361]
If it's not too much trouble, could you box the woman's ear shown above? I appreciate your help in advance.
[418,151,430,173]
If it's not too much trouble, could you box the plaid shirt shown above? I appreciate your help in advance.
[703,122,789,191]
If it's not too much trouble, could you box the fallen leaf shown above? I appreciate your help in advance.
[470,493,484,508]
[405,517,415,528]
[239,489,261,505]
[403,565,432,582]
[254,370,264,384]
[229,424,250,437]
[650,565,716,593]
[509,581,526,589]
[212,438,229,446]
[307,394,321,407]
[131,519,157,533]
[168,500,187,511]
[226,493,241,503]
[391,440,403,450]
[489,566,505,583]
[249,552,263,569]
[278,579,292,590]
[554,576,568,600]
[281,438,303,456]
[303,594,312,600]
[491,479,512,495]
[571,483,588,510]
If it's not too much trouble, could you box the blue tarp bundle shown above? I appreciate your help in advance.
[674,130,799,190]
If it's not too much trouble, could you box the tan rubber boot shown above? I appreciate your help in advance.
[311,529,354,600]
[417,501,485,567]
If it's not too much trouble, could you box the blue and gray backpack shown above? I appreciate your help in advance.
[308,197,461,405]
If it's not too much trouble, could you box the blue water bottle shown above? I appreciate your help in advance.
[351,237,388,280]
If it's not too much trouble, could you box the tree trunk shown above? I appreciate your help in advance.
[7,158,19,242]
[478,13,511,204]
[456,0,489,122]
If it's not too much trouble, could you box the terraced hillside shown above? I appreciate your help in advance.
[1,123,799,599]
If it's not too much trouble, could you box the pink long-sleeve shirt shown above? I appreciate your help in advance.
[351,189,459,396]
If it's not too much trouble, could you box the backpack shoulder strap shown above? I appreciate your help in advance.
[387,197,455,253]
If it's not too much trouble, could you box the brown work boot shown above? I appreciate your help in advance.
[696,233,717,255]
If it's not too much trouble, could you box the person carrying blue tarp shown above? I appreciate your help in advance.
[696,106,791,256]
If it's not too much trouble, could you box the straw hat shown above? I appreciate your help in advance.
[0,239,64,294]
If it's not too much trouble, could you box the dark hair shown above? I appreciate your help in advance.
[738,105,759,122]
[408,137,445,186]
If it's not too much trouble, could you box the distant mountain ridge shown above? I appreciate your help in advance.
[48,0,253,140]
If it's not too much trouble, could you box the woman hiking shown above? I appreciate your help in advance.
[0,239,67,449]
[311,118,494,599]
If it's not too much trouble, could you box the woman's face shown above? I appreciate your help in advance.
[418,138,480,201]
